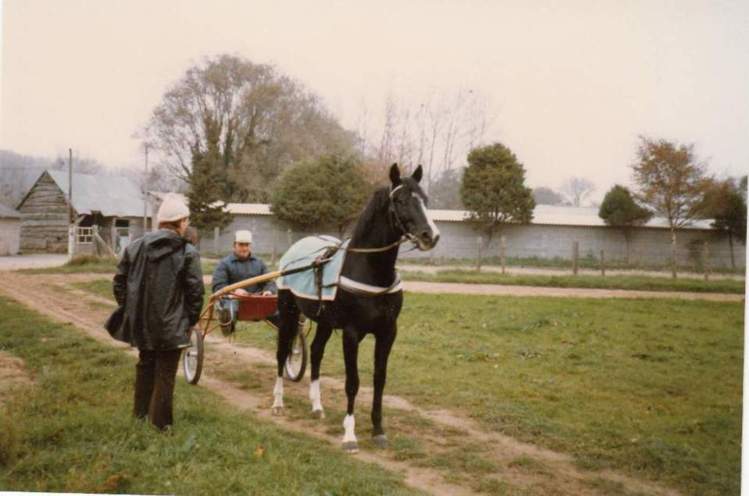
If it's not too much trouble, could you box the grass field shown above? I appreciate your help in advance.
[0,296,419,495]
[72,280,744,495]
[400,269,746,294]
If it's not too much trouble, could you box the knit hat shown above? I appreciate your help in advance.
[157,194,190,223]
[235,230,253,243]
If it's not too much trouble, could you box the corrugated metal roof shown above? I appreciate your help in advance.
[47,170,145,217]
[147,194,715,231]
[0,203,21,219]
[430,204,714,230]
[150,191,188,204]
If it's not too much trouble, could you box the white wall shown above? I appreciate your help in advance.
[200,214,746,270]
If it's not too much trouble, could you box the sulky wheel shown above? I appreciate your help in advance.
[284,319,308,382]
[183,326,205,385]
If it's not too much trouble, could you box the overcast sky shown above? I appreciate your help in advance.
[1,0,748,203]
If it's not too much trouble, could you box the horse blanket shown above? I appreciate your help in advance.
[276,235,349,301]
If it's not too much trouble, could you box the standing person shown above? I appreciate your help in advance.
[212,230,276,334]
[106,194,204,431]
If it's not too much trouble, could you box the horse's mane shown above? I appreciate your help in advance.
[351,186,391,241]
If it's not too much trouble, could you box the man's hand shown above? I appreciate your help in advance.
[235,288,250,296]
[261,290,273,296]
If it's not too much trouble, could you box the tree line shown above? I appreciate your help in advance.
[140,54,745,273]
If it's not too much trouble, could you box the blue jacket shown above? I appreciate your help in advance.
[212,254,277,295]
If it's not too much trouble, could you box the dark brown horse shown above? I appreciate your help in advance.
[272,163,439,452]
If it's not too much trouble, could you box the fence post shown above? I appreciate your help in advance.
[500,235,507,275]
[572,241,579,276]
[476,236,483,272]
[703,241,710,281]
[213,227,219,256]
[271,229,278,266]
[670,231,678,279]
[110,219,118,254]
[600,249,605,277]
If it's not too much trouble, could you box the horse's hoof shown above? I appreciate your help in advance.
[372,434,388,449]
[311,409,325,420]
[342,441,359,454]
[271,406,285,416]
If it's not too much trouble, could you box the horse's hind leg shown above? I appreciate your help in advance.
[309,323,333,419]
[371,324,397,448]
[341,327,361,453]
[273,290,299,416]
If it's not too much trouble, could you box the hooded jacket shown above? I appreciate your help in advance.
[106,229,204,350]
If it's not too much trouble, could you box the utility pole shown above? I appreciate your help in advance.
[143,143,149,234]
[67,148,74,260]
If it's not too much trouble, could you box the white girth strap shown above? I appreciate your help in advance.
[339,275,403,295]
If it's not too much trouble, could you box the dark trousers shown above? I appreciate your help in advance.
[134,348,182,430]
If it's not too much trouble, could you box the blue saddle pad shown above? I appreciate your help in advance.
[276,235,348,301]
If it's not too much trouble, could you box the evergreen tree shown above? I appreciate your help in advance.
[460,142,535,242]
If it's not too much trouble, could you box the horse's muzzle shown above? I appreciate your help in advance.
[416,230,440,251]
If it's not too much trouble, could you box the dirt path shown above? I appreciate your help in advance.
[201,273,742,301]
[0,271,684,496]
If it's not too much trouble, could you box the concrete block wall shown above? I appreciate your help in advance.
[199,214,746,270]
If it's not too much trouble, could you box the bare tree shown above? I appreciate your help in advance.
[362,88,493,194]
[146,54,355,201]
[561,177,596,207]
[377,93,398,164]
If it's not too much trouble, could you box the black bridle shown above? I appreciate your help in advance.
[345,183,416,254]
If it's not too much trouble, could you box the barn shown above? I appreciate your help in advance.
[197,202,745,270]
[17,170,149,255]
[0,204,21,256]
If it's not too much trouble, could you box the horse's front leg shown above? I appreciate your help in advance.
[372,324,397,448]
[341,327,361,453]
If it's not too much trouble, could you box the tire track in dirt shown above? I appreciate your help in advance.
[0,271,683,496]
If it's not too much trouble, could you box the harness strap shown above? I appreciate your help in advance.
[338,275,403,297]
[345,237,406,254]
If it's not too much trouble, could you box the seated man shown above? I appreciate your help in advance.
[212,230,277,333]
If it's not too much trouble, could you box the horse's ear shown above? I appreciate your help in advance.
[412,165,423,183]
[389,163,401,186]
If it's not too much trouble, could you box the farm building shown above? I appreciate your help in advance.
[195,202,745,270]
[0,203,21,256]
[17,170,149,255]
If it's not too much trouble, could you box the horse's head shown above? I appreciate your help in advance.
[388,163,440,251]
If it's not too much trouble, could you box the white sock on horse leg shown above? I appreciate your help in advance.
[342,414,357,443]
[309,379,323,412]
[272,376,284,409]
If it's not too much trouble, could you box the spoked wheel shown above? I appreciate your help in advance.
[183,326,205,385]
[284,319,308,382]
